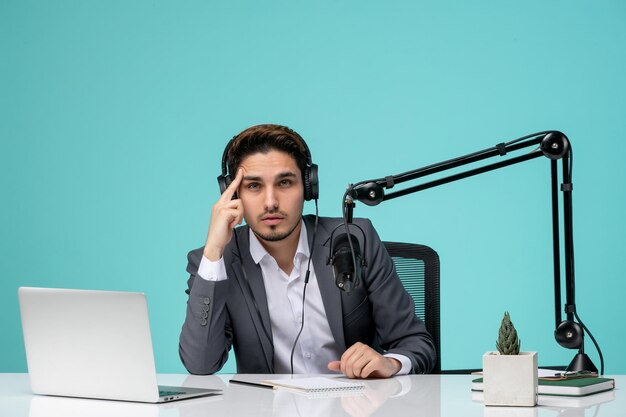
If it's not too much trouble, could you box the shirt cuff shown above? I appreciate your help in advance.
[197,255,228,281]
[384,353,411,375]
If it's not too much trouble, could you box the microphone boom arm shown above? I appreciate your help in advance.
[347,130,601,373]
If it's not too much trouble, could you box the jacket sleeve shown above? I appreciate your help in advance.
[178,247,232,374]
[358,218,437,373]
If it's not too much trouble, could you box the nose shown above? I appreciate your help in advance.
[263,187,279,211]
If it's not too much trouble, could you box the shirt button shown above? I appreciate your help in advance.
[304,352,311,359]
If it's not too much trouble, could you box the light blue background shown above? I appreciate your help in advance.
[2,1,625,374]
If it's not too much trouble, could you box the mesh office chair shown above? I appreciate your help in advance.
[383,241,441,374]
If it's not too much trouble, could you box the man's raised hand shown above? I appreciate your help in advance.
[203,168,244,261]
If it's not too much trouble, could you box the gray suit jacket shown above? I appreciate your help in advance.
[179,215,436,374]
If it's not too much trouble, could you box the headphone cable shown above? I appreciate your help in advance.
[289,199,319,374]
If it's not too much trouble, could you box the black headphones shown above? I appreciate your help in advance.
[216,132,319,201]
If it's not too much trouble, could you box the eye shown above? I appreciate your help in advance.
[246,182,260,190]
[279,179,293,187]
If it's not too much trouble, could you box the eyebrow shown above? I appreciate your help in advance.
[243,171,297,181]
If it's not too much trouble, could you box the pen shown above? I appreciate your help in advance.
[554,370,596,379]
[229,379,274,389]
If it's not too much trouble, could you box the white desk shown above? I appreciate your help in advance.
[0,373,621,417]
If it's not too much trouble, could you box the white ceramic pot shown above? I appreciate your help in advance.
[482,351,538,407]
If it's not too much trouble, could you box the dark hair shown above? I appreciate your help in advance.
[226,124,309,176]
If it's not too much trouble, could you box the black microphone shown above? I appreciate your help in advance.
[330,232,362,293]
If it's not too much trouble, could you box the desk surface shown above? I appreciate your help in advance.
[0,373,622,417]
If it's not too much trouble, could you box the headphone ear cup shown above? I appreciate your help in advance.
[304,163,319,201]
[217,174,232,195]
[555,320,584,349]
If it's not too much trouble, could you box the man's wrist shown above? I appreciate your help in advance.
[203,245,223,262]
[384,353,411,375]
[387,357,402,375]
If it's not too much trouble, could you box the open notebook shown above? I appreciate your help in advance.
[230,375,364,396]
[263,377,365,393]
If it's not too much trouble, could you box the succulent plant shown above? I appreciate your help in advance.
[496,311,520,355]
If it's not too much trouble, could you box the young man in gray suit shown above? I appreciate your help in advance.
[179,124,435,378]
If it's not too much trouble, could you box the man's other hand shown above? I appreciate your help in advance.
[327,342,401,379]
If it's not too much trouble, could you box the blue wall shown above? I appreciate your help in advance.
[2,1,625,374]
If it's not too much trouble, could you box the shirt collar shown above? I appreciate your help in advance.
[248,220,309,265]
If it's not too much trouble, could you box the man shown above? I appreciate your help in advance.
[179,124,435,378]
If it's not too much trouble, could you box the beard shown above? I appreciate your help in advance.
[252,214,301,242]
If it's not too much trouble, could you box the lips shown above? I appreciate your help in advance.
[261,215,284,226]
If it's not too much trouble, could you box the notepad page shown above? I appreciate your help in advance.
[262,377,365,392]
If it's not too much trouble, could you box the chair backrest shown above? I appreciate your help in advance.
[383,241,441,373]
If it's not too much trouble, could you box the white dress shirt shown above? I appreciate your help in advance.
[197,221,411,374]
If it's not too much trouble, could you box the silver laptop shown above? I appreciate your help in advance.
[18,287,220,403]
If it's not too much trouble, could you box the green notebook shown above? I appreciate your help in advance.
[471,377,615,397]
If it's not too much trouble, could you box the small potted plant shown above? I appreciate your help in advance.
[482,311,537,407]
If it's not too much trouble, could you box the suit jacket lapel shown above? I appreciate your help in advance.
[305,215,347,352]
[230,227,274,371]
